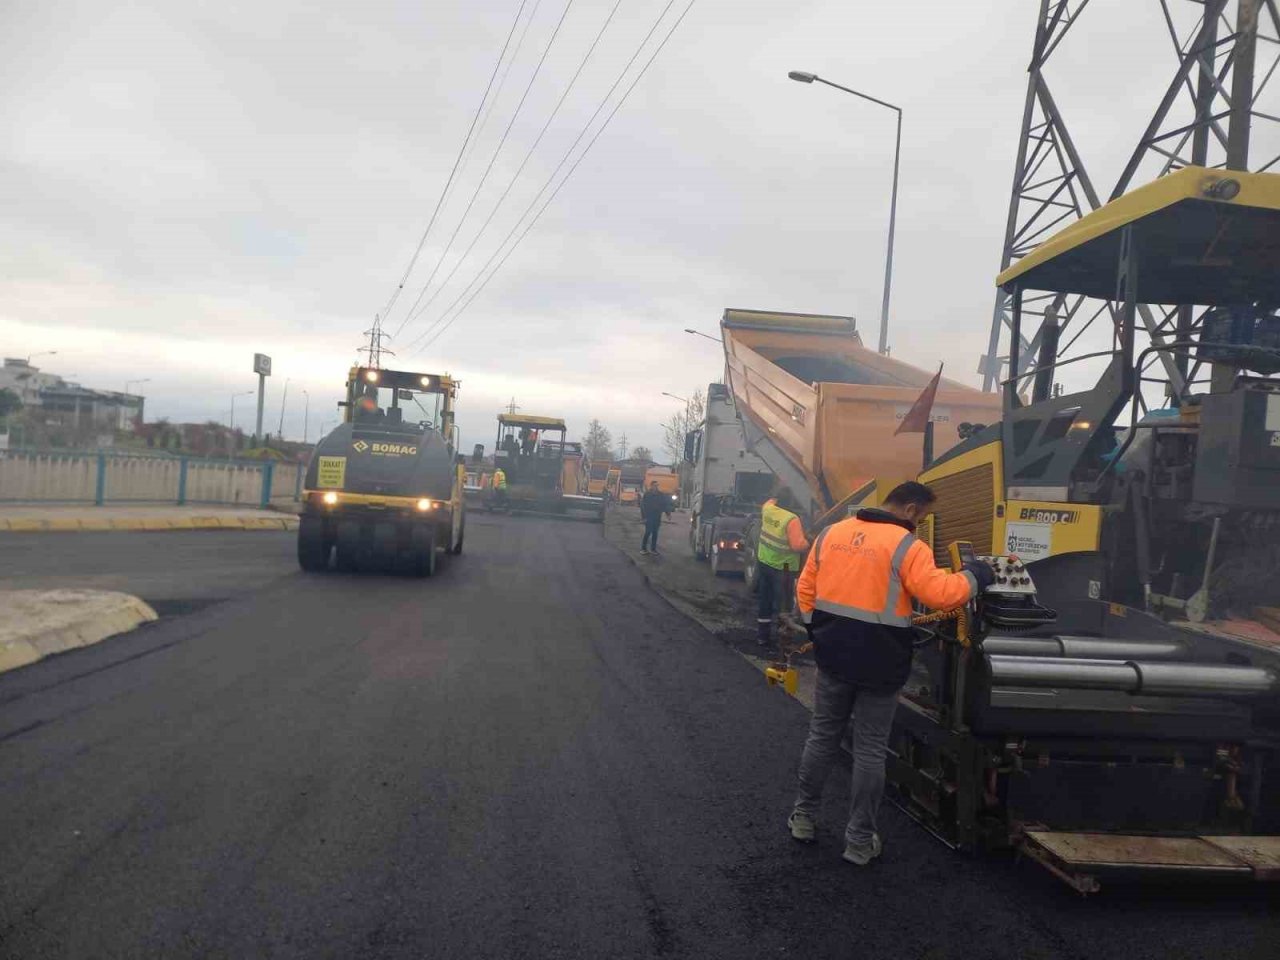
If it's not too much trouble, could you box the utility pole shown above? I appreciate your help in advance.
[302,390,310,444]
[505,397,520,415]
[619,433,629,459]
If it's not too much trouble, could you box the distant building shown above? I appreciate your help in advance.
[0,358,144,434]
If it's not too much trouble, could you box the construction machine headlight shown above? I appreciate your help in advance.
[420,375,433,388]
[322,491,339,505]
[416,498,433,511]
[365,369,380,383]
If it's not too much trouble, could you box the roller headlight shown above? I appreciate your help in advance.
[322,491,339,505]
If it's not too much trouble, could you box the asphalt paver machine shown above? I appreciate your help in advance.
[298,366,464,575]
[490,413,604,521]
[891,167,1280,891]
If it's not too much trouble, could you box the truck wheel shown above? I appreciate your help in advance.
[297,518,330,572]
[412,526,437,577]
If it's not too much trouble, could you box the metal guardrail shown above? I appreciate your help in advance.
[0,449,304,508]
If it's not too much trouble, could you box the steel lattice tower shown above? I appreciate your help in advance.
[981,0,1280,404]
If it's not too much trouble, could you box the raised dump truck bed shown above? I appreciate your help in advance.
[721,308,1003,521]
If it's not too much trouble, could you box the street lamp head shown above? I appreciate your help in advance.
[788,70,817,83]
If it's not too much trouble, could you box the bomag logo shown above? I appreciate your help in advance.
[352,440,369,452]
[1018,507,1079,524]
[372,442,418,456]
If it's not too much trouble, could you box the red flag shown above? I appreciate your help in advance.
[895,364,943,435]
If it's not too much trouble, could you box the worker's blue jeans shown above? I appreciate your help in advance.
[641,516,661,551]
[793,668,900,854]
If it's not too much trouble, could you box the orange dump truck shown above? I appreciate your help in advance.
[721,308,1003,527]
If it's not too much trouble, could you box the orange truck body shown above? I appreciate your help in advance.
[721,308,1003,519]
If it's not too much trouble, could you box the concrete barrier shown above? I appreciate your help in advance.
[0,590,159,673]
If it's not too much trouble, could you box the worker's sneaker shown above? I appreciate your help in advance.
[841,833,882,866]
[787,810,816,843]
[639,547,649,554]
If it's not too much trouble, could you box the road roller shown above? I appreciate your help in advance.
[297,366,465,575]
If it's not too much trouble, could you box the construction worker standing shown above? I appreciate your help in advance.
[755,489,809,646]
[786,481,995,865]
[491,466,508,510]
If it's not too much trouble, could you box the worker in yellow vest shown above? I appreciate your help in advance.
[491,467,508,510]
[756,489,810,646]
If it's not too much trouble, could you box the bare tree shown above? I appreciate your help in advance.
[631,445,653,463]
[582,419,614,462]
[661,388,707,463]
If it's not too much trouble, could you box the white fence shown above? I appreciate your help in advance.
[0,451,303,507]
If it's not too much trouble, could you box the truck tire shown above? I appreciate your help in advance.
[297,517,330,572]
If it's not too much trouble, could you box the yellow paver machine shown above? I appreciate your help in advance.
[488,413,604,522]
[888,167,1280,891]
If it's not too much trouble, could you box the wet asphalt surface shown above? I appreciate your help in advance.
[1,520,1278,959]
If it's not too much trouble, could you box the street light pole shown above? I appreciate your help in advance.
[302,390,310,444]
[683,328,723,345]
[277,377,291,440]
[25,350,57,365]
[788,70,902,356]
[229,390,253,459]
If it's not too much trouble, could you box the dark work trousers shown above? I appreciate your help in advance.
[641,516,662,552]
[756,562,795,643]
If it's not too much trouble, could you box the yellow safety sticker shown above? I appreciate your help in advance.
[317,456,347,488]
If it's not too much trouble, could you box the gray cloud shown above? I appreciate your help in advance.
[4,1,1264,454]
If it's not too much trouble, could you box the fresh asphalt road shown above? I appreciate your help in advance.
[1,521,1278,959]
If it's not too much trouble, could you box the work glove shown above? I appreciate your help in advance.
[963,559,997,593]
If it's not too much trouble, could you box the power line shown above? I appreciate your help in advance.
[398,0,626,329]
[374,0,531,326]
[399,0,681,356]
[408,0,698,357]
[390,0,577,340]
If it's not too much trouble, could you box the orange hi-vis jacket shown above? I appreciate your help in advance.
[796,508,978,689]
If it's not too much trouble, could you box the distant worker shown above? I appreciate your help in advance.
[755,489,810,647]
[787,481,995,865]
[521,428,539,456]
[491,466,508,510]
[639,480,670,555]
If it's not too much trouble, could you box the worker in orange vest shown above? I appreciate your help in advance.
[786,481,995,865]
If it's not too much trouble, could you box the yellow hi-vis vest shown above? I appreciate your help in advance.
[493,469,507,490]
[758,501,803,572]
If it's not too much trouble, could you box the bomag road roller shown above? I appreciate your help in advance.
[297,366,465,576]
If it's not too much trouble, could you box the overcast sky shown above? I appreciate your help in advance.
[1,1,1258,455]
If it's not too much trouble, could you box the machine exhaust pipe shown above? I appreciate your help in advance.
[986,655,1278,700]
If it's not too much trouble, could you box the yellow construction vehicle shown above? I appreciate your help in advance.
[298,366,464,575]
[891,167,1280,891]
[489,413,604,521]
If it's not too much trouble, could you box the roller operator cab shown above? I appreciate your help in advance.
[298,366,465,576]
